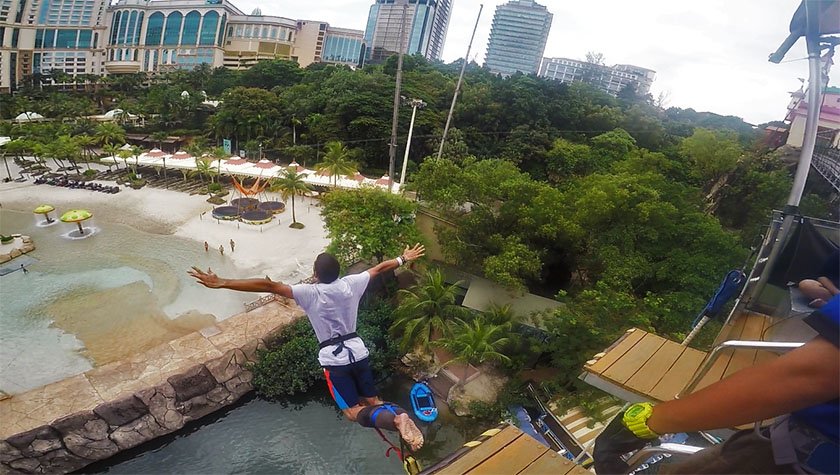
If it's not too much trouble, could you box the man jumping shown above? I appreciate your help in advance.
[188,244,426,451]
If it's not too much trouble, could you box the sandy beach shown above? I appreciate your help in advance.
[0,162,330,280]
[0,163,329,392]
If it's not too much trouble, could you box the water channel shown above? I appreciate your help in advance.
[84,377,478,474]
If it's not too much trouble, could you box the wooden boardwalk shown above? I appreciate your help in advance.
[422,425,588,475]
[581,310,777,402]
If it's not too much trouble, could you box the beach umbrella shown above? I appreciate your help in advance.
[60,209,92,235]
[34,204,55,223]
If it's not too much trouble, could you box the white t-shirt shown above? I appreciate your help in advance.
[290,271,371,366]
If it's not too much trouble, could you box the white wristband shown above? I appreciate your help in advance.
[396,256,404,266]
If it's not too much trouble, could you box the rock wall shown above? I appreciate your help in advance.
[0,300,301,474]
[0,235,35,265]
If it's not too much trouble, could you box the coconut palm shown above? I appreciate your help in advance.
[95,122,126,148]
[130,145,144,171]
[391,268,469,352]
[434,317,512,380]
[315,141,357,186]
[291,116,301,145]
[74,134,96,170]
[117,149,133,174]
[150,131,168,151]
[270,169,311,226]
[102,143,119,171]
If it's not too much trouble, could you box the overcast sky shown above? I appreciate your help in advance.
[233,0,836,125]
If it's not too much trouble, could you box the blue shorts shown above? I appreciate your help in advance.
[323,357,378,410]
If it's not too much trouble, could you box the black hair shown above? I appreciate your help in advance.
[314,253,340,284]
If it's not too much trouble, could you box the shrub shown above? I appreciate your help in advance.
[83,169,97,178]
[289,222,305,229]
[0,234,13,244]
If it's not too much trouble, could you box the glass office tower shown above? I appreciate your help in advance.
[483,0,552,76]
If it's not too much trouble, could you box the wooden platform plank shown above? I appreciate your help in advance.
[603,333,667,384]
[438,427,522,475]
[722,314,769,378]
[518,451,589,475]
[585,329,646,374]
[625,340,686,394]
[467,434,548,475]
[715,309,750,344]
[649,346,706,401]
[693,348,732,392]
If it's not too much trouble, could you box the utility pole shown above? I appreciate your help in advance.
[437,4,483,159]
[388,4,408,191]
[400,98,425,187]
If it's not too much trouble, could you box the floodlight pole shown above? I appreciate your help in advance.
[388,4,408,191]
[437,4,482,159]
[400,99,425,187]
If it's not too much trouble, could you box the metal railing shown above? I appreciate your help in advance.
[625,443,705,471]
[812,146,840,193]
[677,340,803,398]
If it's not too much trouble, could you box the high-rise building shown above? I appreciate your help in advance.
[223,12,297,70]
[363,0,451,63]
[539,57,656,96]
[105,0,242,74]
[483,0,552,76]
[322,27,364,67]
[1,0,110,92]
[0,0,364,91]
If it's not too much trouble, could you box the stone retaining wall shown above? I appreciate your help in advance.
[0,300,302,474]
[0,235,35,264]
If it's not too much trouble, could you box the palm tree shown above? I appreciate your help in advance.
[102,143,119,171]
[391,268,469,353]
[315,141,357,186]
[74,134,96,170]
[150,131,168,152]
[291,116,301,145]
[117,149,133,174]
[434,317,512,381]
[4,139,25,179]
[95,122,126,148]
[130,145,144,171]
[270,169,311,226]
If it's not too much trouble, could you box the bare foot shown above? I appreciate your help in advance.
[394,413,424,451]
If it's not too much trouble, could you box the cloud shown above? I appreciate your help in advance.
[225,0,835,124]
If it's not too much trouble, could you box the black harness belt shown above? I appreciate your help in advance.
[319,332,359,363]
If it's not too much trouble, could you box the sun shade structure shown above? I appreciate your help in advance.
[33,204,55,223]
[211,206,240,221]
[240,210,272,225]
[60,209,92,234]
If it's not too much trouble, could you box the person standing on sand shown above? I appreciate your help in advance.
[20,264,28,274]
[188,244,426,451]
[230,239,235,253]
[204,241,209,252]
[219,244,224,256]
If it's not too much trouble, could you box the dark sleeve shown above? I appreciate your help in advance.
[804,295,840,347]
[819,248,839,283]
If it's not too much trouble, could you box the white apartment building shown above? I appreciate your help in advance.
[539,56,656,96]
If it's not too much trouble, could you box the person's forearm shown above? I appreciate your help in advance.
[370,256,404,275]
[218,278,278,293]
[817,277,840,296]
[648,337,839,434]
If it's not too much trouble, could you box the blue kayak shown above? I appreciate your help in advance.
[410,381,438,422]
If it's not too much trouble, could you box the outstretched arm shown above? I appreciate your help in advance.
[188,266,293,299]
[367,243,425,279]
[647,336,839,434]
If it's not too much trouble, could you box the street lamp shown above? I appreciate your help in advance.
[399,98,426,188]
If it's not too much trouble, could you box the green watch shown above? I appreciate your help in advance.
[622,402,660,439]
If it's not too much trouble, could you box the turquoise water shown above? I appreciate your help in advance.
[86,378,479,475]
[0,209,260,394]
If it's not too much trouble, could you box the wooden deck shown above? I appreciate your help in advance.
[423,425,588,475]
[581,311,777,402]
